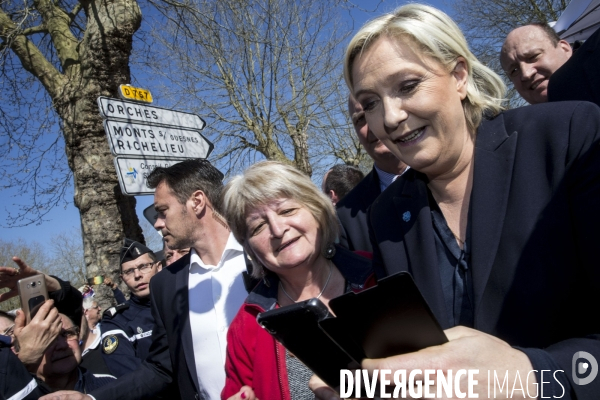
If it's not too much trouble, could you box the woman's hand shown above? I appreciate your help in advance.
[227,386,258,400]
[362,326,537,400]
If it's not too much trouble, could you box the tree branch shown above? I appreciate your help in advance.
[21,25,48,36]
[69,2,83,21]
[0,9,66,99]
[31,0,79,68]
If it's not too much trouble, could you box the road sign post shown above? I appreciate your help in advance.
[98,95,212,196]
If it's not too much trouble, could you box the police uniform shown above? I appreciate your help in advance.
[1,336,44,399]
[100,296,154,377]
[100,238,157,378]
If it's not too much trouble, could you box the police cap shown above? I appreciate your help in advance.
[120,238,153,265]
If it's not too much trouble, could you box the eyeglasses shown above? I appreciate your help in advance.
[59,326,80,341]
[2,324,14,336]
[121,262,156,277]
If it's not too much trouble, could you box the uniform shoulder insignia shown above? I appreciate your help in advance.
[102,302,130,319]
[102,335,119,354]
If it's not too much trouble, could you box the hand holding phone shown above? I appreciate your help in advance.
[18,274,49,323]
[257,298,360,389]
[13,299,62,366]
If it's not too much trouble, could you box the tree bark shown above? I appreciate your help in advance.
[62,0,143,304]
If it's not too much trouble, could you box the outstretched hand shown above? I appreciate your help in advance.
[362,326,536,400]
[311,326,536,400]
[0,256,40,302]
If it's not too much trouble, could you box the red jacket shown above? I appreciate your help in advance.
[222,246,374,400]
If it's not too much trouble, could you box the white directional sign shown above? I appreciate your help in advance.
[103,120,213,158]
[97,97,206,130]
[114,157,184,195]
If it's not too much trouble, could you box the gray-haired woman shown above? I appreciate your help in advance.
[220,161,375,400]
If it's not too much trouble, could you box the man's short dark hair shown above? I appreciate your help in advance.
[527,22,561,47]
[147,159,225,212]
[324,164,364,200]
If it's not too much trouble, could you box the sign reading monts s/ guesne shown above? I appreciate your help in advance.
[103,120,212,159]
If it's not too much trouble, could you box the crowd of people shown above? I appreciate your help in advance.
[1,3,599,400]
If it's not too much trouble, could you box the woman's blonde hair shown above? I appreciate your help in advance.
[221,161,339,278]
[344,3,506,133]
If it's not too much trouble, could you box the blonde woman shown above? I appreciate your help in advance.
[315,3,600,399]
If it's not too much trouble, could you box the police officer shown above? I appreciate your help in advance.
[100,239,161,377]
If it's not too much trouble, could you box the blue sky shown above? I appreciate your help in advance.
[0,0,453,255]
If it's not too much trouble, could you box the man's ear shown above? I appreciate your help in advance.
[190,190,207,216]
[452,57,469,100]
[329,190,339,205]
[558,39,573,58]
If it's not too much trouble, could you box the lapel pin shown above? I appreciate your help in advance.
[402,211,411,222]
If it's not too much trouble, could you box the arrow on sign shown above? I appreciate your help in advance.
[114,157,186,195]
[103,120,213,159]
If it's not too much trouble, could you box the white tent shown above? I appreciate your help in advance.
[553,0,600,42]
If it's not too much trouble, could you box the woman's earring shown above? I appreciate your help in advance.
[323,244,336,259]
[261,268,270,287]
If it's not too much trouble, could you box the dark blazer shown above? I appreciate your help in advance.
[548,26,600,107]
[336,168,382,252]
[92,253,201,400]
[369,101,600,399]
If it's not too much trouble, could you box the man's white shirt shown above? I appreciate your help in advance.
[188,233,248,400]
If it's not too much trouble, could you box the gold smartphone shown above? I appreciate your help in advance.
[17,274,49,324]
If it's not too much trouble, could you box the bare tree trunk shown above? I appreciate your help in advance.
[61,0,143,305]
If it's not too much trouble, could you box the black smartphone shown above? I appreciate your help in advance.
[257,298,360,389]
[17,274,49,324]
[324,272,448,359]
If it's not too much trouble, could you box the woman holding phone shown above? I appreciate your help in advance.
[306,4,600,399]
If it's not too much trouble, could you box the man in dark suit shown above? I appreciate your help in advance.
[45,159,248,400]
[336,95,407,252]
[548,26,600,107]
[368,102,600,399]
